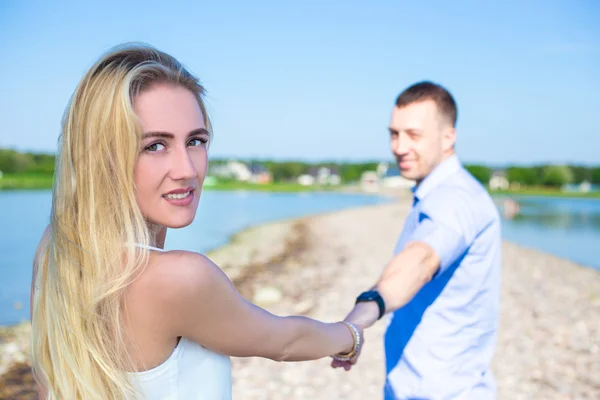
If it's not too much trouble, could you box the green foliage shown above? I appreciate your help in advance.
[265,161,309,182]
[489,187,600,198]
[464,165,492,184]
[338,162,379,183]
[0,173,54,190]
[542,165,573,187]
[570,165,590,184]
[591,167,600,184]
[0,149,34,173]
[205,181,333,192]
[506,167,539,186]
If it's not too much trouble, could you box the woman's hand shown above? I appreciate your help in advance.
[330,321,364,371]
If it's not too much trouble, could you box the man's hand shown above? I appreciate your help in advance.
[330,348,361,371]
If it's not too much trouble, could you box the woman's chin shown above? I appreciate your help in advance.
[166,218,195,229]
[154,213,197,230]
[166,222,193,229]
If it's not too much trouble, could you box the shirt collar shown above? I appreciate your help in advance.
[412,154,462,205]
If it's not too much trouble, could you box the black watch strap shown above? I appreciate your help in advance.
[356,290,386,320]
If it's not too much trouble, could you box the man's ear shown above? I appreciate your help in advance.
[442,126,456,151]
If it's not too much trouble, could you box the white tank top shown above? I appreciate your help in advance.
[128,244,232,399]
[128,337,232,400]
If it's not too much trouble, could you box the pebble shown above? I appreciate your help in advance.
[253,286,283,306]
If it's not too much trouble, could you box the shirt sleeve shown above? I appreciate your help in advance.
[408,189,477,277]
[410,215,468,277]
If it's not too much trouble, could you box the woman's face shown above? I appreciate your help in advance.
[133,83,209,229]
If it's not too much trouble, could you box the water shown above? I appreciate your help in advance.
[1,191,599,326]
[0,189,391,326]
[497,196,600,270]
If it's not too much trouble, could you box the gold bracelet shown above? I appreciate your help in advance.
[333,321,362,362]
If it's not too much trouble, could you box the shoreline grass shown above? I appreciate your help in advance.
[203,180,340,192]
[2,174,600,198]
[0,174,337,193]
[489,187,600,199]
[0,173,54,190]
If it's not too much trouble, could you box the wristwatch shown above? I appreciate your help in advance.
[356,290,386,320]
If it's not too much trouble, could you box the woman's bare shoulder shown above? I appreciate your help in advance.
[133,250,227,306]
[128,250,231,336]
[145,249,220,281]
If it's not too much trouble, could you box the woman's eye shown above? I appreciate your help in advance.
[145,142,165,152]
[188,137,208,147]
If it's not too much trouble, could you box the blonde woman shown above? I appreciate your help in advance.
[30,43,363,399]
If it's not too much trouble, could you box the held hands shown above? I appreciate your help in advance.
[330,321,364,371]
[331,302,381,371]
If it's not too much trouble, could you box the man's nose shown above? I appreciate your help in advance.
[392,133,410,156]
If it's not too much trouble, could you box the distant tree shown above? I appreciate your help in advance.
[541,165,573,187]
[266,161,308,182]
[338,162,378,183]
[208,158,228,166]
[0,149,33,173]
[28,153,56,174]
[464,165,492,184]
[590,167,600,184]
[506,166,539,186]
[570,165,590,184]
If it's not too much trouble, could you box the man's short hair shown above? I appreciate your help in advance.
[395,81,458,127]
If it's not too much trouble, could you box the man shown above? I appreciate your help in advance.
[339,81,502,399]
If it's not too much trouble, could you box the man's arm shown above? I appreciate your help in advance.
[344,240,440,329]
[334,190,482,371]
[379,241,440,311]
[345,192,475,329]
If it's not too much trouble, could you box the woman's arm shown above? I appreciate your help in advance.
[149,251,360,362]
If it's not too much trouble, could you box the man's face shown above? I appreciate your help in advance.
[388,100,455,184]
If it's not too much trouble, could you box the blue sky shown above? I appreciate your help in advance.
[0,1,598,165]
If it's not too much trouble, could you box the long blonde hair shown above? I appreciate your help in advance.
[31,43,210,399]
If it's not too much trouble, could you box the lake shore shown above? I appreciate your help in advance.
[1,199,599,399]
[2,174,600,199]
